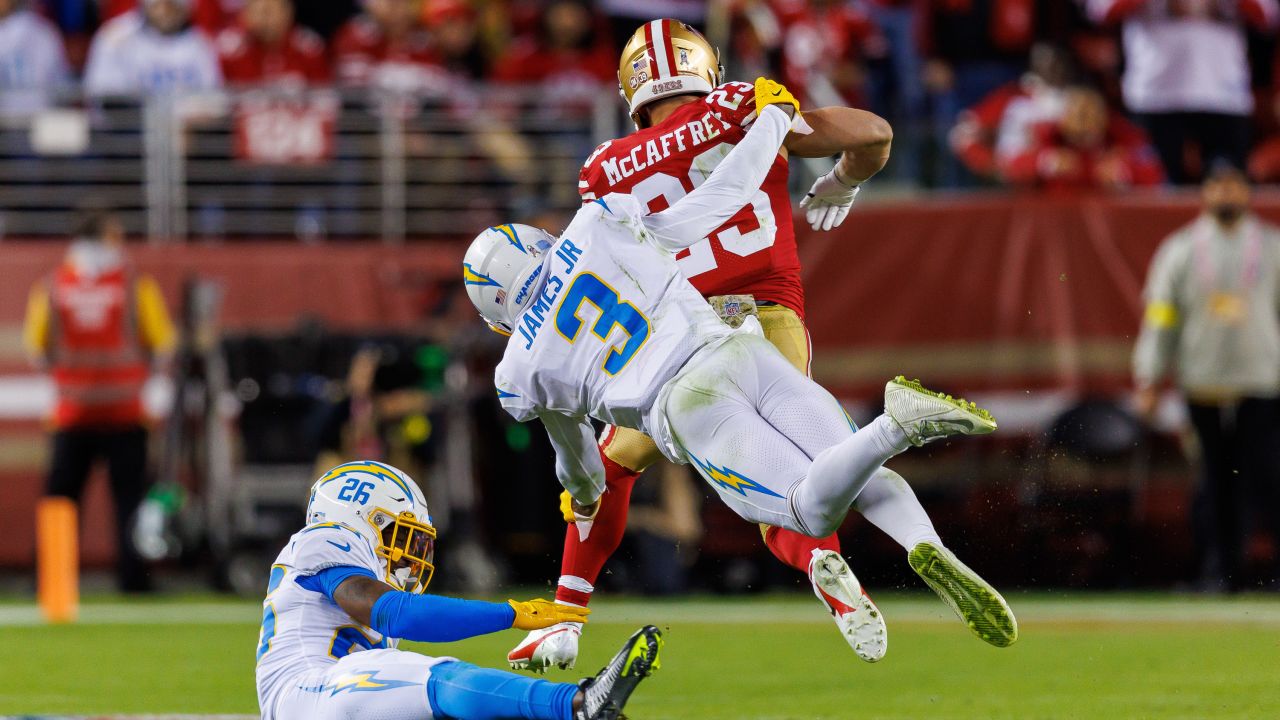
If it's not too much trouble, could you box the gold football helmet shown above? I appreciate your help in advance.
[618,19,723,126]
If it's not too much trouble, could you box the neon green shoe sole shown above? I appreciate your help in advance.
[885,376,997,446]
[909,542,1018,648]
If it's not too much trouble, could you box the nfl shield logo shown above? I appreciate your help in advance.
[724,301,740,316]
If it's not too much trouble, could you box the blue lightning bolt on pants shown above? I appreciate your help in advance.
[268,649,576,720]
[660,333,937,543]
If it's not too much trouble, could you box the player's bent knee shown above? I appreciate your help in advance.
[601,425,665,472]
[792,492,845,539]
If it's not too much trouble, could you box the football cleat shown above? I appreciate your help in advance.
[509,621,582,672]
[809,549,888,662]
[884,376,997,447]
[575,625,663,720]
[909,541,1018,648]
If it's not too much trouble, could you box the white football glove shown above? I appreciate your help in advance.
[800,170,860,232]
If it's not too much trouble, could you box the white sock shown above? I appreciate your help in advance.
[792,415,910,536]
[852,467,942,551]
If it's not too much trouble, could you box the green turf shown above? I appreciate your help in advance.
[2,594,1278,719]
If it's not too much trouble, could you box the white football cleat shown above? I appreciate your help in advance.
[508,621,582,672]
[884,376,997,447]
[809,549,887,662]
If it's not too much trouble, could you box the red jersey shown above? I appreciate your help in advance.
[48,266,148,428]
[1001,115,1164,192]
[332,16,438,87]
[216,25,330,86]
[578,81,805,317]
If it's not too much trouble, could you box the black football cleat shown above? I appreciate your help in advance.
[575,625,663,720]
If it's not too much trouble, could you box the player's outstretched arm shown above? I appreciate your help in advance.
[787,107,894,231]
[642,79,799,251]
[327,574,589,642]
[538,410,606,510]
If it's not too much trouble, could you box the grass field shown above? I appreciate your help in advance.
[2,592,1279,719]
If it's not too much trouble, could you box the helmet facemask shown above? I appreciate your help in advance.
[370,509,436,593]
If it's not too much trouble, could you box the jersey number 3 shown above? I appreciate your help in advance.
[555,273,650,376]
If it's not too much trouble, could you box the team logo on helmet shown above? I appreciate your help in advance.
[491,224,525,254]
[617,18,723,125]
[463,262,501,287]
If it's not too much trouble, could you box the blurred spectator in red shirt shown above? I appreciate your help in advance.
[333,0,441,92]
[491,0,614,91]
[762,0,881,109]
[1002,86,1164,191]
[422,0,487,80]
[951,43,1076,180]
[217,0,329,87]
[921,0,1036,187]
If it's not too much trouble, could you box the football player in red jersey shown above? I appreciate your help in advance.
[508,19,1014,672]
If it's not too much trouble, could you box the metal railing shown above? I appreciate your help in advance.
[0,85,625,243]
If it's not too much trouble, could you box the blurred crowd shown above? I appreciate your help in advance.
[7,0,1280,188]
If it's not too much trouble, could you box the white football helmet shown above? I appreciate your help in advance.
[306,461,436,593]
[463,223,556,335]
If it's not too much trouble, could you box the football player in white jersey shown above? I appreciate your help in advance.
[256,460,662,720]
[463,80,1019,653]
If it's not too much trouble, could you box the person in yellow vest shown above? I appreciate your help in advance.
[23,205,176,593]
[1134,164,1280,592]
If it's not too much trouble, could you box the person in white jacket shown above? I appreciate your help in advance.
[84,0,222,97]
[462,78,1019,659]
[1086,0,1280,183]
[0,0,70,117]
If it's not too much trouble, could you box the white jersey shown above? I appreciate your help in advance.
[494,193,733,440]
[84,12,222,96]
[488,104,796,502]
[255,523,396,717]
[0,10,69,117]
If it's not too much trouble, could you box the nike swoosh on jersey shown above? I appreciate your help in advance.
[327,540,352,552]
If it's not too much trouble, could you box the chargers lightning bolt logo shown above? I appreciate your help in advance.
[492,224,525,253]
[687,453,783,498]
[322,670,417,696]
[463,262,501,287]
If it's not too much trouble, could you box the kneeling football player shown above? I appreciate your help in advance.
[463,80,1018,658]
[256,460,661,720]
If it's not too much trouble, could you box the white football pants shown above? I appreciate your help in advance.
[659,333,937,544]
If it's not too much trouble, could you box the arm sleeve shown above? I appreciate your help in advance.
[495,370,537,423]
[538,410,605,505]
[641,105,793,252]
[292,525,381,576]
[370,591,516,643]
[135,276,177,356]
[195,36,224,89]
[83,30,127,96]
[295,565,377,601]
[1133,236,1185,387]
[22,281,50,362]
